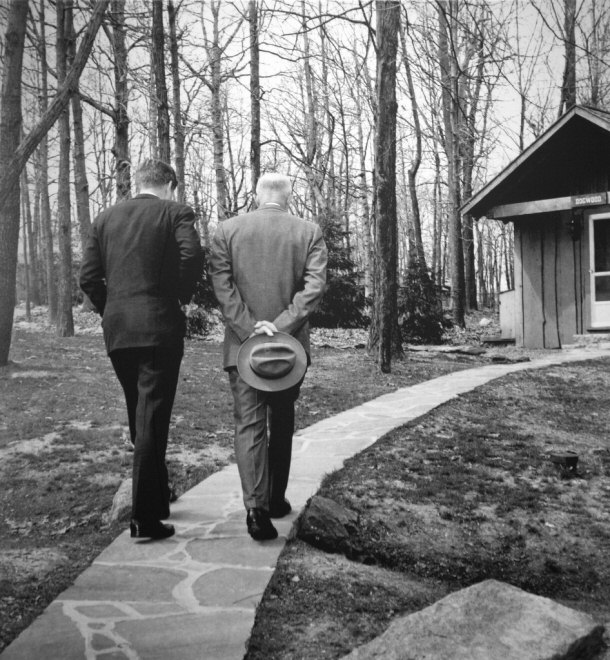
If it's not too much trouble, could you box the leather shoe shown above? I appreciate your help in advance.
[269,498,292,519]
[246,508,278,541]
[130,519,175,540]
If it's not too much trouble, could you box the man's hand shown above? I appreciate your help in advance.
[251,320,278,337]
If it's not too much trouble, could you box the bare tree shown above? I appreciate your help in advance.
[0,0,109,213]
[68,4,92,252]
[0,0,108,365]
[152,0,171,162]
[168,0,186,201]
[56,0,75,337]
[437,0,465,326]
[111,0,131,200]
[0,0,29,365]
[399,9,426,270]
[249,0,261,196]
[559,0,577,115]
[34,0,58,322]
[371,0,402,373]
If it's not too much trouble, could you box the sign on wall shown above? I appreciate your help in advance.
[571,192,608,208]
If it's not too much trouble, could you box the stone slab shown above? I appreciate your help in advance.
[341,579,606,660]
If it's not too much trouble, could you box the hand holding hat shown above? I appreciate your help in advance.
[251,320,278,337]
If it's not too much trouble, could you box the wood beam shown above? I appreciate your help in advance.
[487,192,610,219]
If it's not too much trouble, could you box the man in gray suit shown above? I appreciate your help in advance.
[209,173,327,540]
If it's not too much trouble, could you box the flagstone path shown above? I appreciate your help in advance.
[2,344,610,660]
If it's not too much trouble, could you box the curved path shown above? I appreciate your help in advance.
[2,344,610,660]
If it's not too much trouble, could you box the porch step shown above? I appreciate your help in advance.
[481,336,515,346]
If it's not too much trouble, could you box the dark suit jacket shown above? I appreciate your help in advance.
[209,203,327,368]
[80,194,204,354]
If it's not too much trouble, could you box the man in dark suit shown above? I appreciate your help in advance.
[209,173,327,540]
[80,159,204,540]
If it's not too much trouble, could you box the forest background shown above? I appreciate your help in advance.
[0,0,609,371]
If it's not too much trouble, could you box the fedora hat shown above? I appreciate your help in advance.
[237,332,307,392]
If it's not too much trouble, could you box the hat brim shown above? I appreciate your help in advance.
[236,332,307,392]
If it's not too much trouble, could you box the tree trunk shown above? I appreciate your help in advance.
[0,0,28,366]
[21,195,31,321]
[111,0,131,201]
[354,79,372,297]
[209,1,229,220]
[371,0,402,373]
[249,0,261,197]
[35,0,58,321]
[152,0,171,163]
[56,0,75,338]
[301,0,320,219]
[168,0,185,202]
[438,0,465,327]
[399,14,427,271]
[476,223,487,306]
[559,0,577,116]
[461,13,486,312]
[22,166,41,306]
[67,8,92,252]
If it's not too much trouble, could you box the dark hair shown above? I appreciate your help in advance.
[134,158,178,191]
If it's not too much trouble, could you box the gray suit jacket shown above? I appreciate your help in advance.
[209,203,328,368]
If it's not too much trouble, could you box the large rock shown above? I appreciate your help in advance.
[106,477,132,523]
[341,579,606,660]
[296,495,359,553]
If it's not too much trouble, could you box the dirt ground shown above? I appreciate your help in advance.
[245,358,610,659]
[1,306,502,653]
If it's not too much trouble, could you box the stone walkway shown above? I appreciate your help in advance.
[2,344,610,660]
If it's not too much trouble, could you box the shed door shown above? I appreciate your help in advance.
[589,211,610,328]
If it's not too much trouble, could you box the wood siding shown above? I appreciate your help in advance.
[514,211,587,348]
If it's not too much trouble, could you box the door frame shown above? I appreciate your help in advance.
[588,209,610,328]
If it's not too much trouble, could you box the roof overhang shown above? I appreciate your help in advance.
[462,106,610,219]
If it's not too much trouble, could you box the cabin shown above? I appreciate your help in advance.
[462,105,610,349]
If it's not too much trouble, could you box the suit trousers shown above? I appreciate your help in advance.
[228,368,302,510]
[110,345,183,522]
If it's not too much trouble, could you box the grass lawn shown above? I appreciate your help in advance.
[0,309,487,653]
[246,358,610,659]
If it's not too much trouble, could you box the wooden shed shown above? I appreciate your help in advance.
[462,105,610,349]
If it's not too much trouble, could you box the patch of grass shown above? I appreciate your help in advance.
[246,358,610,658]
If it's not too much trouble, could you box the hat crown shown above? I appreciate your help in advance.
[236,331,307,392]
[249,343,296,379]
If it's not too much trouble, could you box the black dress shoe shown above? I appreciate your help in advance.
[246,508,278,541]
[130,519,175,540]
[269,498,292,519]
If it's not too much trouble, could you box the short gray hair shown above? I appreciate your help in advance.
[256,173,292,199]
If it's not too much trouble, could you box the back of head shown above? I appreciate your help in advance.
[134,158,178,195]
[256,173,292,208]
